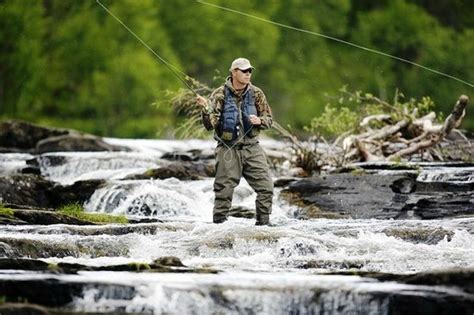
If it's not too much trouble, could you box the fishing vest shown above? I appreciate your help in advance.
[220,85,258,141]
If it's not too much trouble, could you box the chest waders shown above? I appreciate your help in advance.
[213,85,273,225]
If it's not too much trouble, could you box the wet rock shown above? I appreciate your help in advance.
[0,174,54,208]
[9,209,96,225]
[0,237,129,259]
[284,172,474,220]
[0,257,216,275]
[50,179,106,207]
[411,193,474,219]
[0,238,82,259]
[383,227,454,244]
[0,303,50,315]
[0,258,50,271]
[0,120,129,154]
[161,151,198,161]
[400,268,474,294]
[153,256,186,267]
[20,166,42,175]
[128,217,162,224]
[273,176,299,187]
[125,162,215,180]
[0,120,69,153]
[36,134,129,154]
[390,176,416,193]
[0,279,135,308]
[296,259,365,270]
[0,175,104,210]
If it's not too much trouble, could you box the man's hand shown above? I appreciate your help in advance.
[249,114,261,125]
[196,95,208,108]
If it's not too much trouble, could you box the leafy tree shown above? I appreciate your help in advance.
[0,0,45,117]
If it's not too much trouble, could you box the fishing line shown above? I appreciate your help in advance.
[197,0,474,88]
[96,0,196,93]
[96,0,257,154]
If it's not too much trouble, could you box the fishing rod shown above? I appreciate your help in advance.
[96,0,197,95]
[96,0,261,152]
[196,0,474,89]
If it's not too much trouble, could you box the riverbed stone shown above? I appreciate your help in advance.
[125,162,215,180]
[0,120,69,152]
[0,174,54,208]
[36,134,128,154]
[284,172,474,219]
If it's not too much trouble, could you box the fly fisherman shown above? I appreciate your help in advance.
[196,58,274,225]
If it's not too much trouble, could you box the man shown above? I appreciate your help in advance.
[196,57,274,225]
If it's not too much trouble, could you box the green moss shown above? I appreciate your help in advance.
[0,204,14,217]
[58,203,128,224]
[350,168,366,175]
[47,263,60,272]
[128,262,151,271]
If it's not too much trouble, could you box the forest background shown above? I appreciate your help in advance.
[1,0,473,138]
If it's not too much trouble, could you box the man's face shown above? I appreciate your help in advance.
[232,68,252,85]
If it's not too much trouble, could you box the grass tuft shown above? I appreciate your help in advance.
[58,203,128,224]
[0,203,14,217]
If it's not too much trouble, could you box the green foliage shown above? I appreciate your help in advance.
[306,104,359,136]
[0,0,45,116]
[306,87,438,138]
[157,77,215,139]
[58,203,128,224]
[0,0,472,136]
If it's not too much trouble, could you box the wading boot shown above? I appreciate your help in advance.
[255,214,273,226]
[213,214,227,224]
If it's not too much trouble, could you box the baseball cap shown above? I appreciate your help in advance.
[229,57,255,71]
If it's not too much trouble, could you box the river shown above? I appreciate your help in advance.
[0,138,473,314]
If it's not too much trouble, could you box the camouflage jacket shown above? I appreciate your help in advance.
[201,78,273,144]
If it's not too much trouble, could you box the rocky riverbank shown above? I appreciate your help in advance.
[1,120,473,314]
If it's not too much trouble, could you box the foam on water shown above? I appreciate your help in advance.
[38,151,163,184]
[0,153,35,175]
[2,217,473,274]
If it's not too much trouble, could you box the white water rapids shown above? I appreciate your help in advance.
[1,138,473,314]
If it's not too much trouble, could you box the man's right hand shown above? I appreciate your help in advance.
[196,95,208,107]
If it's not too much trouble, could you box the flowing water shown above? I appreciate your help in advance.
[1,139,473,314]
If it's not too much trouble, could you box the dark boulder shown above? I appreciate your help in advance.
[50,179,106,207]
[0,279,135,308]
[36,134,128,153]
[125,162,215,180]
[0,258,50,271]
[0,175,104,209]
[0,175,54,208]
[0,119,129,153]
[0,120,68,152]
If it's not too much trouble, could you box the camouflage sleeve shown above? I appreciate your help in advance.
[201,87,224,131]
[254,88,273,129]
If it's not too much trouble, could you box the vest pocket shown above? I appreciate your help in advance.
[221,106,239,141]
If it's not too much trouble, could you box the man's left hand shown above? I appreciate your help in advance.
[249,115,261,125]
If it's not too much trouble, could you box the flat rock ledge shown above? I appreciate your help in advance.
[0,259,472,314]
[283,172,473,219]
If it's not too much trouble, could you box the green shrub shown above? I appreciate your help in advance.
[305,87,439,138]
